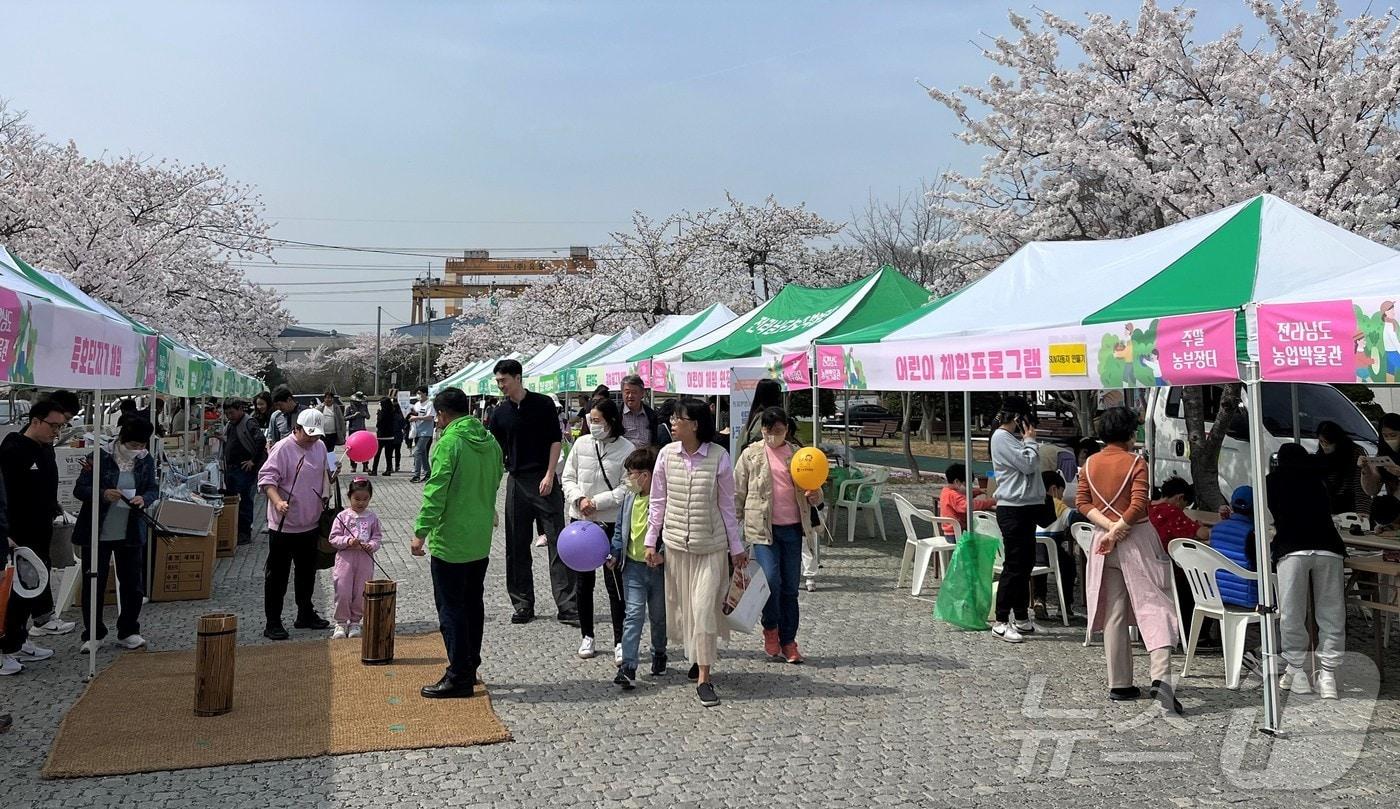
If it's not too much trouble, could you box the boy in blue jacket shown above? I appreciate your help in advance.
[606,446,665,690]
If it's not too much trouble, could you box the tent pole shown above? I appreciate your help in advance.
[86,389,103,680]
[1246,369,1283,734]
[963,391,973,474]
[842,389,850,467]
[1290,383,1300,442]
[810,352,821,578]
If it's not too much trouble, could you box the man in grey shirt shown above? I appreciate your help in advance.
[989,396,1045,644]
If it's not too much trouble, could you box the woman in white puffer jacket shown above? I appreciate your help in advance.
[562,397,636,662]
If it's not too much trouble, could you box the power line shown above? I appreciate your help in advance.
[268,278,410,287]
[237,262,429,272]
[269,216,627,225]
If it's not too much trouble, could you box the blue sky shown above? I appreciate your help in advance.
[4,1,1372,332]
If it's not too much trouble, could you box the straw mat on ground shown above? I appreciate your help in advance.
[43,633,510,778]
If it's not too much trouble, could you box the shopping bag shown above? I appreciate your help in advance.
[933,530,999,630]
[0,566,12,640]
[721,558,770,634]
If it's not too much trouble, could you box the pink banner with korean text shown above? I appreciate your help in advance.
[817,310,1240,391]
[1257,297,1400,384]
[778,351,810,391]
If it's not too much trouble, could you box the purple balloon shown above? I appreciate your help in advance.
[558,521,610,572]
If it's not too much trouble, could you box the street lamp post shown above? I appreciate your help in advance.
[374,306,382,397]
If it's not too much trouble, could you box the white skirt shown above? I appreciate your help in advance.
[664,545,730,666]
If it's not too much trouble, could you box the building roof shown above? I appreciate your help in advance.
[279,325,340,338]
[392,315,477,340]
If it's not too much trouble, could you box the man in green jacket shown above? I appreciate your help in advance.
[413,387,504,699]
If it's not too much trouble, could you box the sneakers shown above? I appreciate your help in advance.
[651,655,667,676]
[613,643,623,666]
[0,655,21,676]
[613,665,637,690]
[992,622,1024,643]
[30,617,76,636]
[534,534,549,548]
[332,624,348,640]
[805,578,816,592]
[696,681,720,707]
[578,636,596,659]
[114,634,147,650]
[763,628,781,658]
[80,638,104,654]
[14,642,54,662]
[1031,599,1050,621]
[510,611,534,625]
[1281,667,1312,695]
[781,642,804,664]
[1012,619,1041,635]
[1317,670,1338,700]
[348,623,362,639]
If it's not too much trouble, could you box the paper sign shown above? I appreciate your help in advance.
[1048,343,1088,376]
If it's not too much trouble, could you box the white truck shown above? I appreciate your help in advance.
[1145,383,1379,500]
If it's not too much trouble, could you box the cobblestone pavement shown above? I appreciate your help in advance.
[5,475,1399,808]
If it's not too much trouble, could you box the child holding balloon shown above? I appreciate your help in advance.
[735,407,825,664]
[327,477,383,639]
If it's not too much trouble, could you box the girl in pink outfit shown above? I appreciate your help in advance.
[328,478,383,639]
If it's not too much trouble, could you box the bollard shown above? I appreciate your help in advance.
[194,612,237,716]
[361,579,397,665]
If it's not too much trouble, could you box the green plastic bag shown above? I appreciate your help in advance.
[933,530,999,630]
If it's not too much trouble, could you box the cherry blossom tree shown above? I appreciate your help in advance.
[0,100,290,371]
[437,196,871,374]
[924,0,1400,506]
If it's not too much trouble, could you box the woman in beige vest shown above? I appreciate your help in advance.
[644,398,746,708]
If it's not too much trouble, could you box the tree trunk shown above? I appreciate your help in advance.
[1183,383,1243,510]
[901,391,921,482]
[919,393,935,443]
[1072,390,1096,436]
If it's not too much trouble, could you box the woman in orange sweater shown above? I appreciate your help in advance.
[1075,407,1182,714]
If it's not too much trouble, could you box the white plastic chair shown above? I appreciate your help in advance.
[1168,538,1262,689]
[889,493,958,596]
[972,511,1064,624]
[836,466,890,543]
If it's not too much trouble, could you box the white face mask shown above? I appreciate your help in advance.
[1386,437,1400,452]
[589,423,608,441]
[134,449,149,459]
[624,477,643,494]
[763,433,785,448]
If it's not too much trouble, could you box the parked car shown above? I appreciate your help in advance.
[825,403,895,426]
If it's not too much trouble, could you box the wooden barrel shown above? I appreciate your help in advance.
[194,612,237,716]
[361,579,397,665]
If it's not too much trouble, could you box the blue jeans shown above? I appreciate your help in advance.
[754,523,803,645]
[224,467,256,542]
[413,435,433,478]
[621,560,667,670]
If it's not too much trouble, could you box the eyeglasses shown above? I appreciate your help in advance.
[669,416,694,425]
[41,419,67,431]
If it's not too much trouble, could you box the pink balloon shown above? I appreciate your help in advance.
[344,430,378,463]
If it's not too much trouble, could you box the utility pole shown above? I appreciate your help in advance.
[374,306,382,397]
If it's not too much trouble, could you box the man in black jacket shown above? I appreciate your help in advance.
[1,401,66,668]
[223,399,267,545]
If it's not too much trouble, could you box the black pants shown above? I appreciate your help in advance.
[1032,533,1078,611]
[431,556,489,684]
[503,471,571,618]
[2,526,55,653]
[577,528,624,643]
[372,439,401,473]
[321,433,339,454]
[80,542,145,641]
[225,468,257,542]
[265,529,320,623]
[995,505,1039,623]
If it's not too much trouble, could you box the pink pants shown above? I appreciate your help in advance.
[333,550,375,624]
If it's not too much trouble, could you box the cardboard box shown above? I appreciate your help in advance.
[149,532,216,602]
[215,496,239,557]
[153,498,216,537]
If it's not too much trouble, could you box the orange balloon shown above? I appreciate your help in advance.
[790,447,829,491]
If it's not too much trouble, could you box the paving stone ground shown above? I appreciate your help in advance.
[4,474,1400,808]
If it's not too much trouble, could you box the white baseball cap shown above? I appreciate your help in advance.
[297,408,326,437]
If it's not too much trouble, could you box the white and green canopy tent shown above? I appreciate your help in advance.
[529,329,638,395]
[652,266,933,395]
[815,194,1397,734]
[431,357,498,397]
[548,327,641,394]
[570,304,739,393]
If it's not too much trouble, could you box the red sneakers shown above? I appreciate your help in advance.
[762,628,781,658]
[781,642,804,664]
